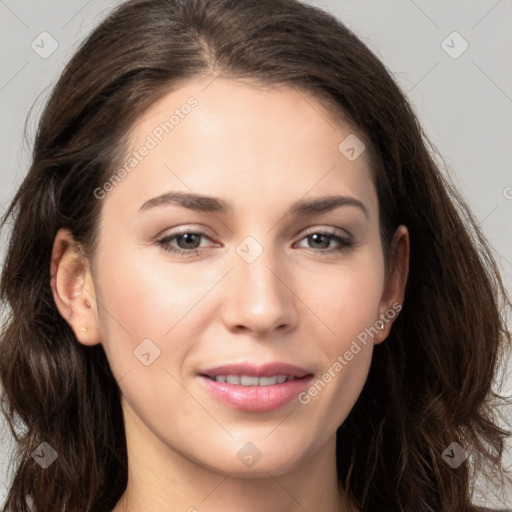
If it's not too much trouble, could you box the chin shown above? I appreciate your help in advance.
[188,440,310,479]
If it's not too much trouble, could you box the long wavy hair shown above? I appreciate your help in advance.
[1,0,511,510]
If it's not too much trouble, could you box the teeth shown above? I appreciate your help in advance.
[240,375,259,386]
[259,376,279,386]
[212,374,295,386]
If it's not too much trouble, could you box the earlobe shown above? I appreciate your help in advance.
[50,228,101,346]
[374,225,409,344]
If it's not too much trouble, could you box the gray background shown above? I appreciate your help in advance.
[0,0,511,508]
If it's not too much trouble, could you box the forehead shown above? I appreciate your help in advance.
[101,76,378,221]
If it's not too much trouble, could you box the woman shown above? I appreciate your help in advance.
[0,0,510,510]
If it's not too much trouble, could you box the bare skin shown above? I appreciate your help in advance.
[51,76,409,512]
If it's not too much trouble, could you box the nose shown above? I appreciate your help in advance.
[220,238,299,338]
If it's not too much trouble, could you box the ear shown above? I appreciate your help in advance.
[374,225,409,344]
[50,228,101,346]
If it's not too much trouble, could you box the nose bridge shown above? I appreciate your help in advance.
[235,233,283,303]
[223,233,296,334]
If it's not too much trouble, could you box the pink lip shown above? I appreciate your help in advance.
[197,362,313,413]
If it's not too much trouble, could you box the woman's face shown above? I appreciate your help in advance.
[56,76,408,477]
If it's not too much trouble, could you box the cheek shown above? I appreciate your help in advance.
[303,250,384,414]
[315,251,385,343]
[91,247,201,426]
[92,243,216,375]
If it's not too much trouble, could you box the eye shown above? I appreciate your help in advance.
[295,229,354,255]
[156,228,354,258]
[157,230,214,257]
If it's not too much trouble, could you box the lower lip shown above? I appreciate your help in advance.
[198,375,313,412]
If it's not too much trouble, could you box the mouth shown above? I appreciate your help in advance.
[197,362,314,412]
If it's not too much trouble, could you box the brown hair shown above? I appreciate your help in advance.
[1,0,510,510]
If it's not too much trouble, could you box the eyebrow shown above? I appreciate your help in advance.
[139,191,369,220]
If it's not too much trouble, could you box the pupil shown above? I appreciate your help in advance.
[179,233,199,249]
[310,233,329,249]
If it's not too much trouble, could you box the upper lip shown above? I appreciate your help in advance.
[199,362,312,379]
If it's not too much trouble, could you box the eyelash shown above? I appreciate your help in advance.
[156,228,354,258]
